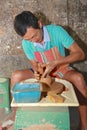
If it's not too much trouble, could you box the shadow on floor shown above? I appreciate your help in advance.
[69,72,87,130]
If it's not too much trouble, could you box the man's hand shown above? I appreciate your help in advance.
[42,60,58,78]
[34,63,46,80]
[34,71,41,80]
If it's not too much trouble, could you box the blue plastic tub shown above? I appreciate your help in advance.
[11,82,41,103]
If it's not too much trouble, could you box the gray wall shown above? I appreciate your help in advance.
[0,0,87,77]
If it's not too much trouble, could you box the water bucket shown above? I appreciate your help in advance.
[0,78,10,113]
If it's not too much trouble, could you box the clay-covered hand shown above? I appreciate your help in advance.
[34,71,40,80]
[42,60,58,78]
[34,62,46,80]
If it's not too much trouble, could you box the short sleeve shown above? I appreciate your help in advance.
[56,26,75,48]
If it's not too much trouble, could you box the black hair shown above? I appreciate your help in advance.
[14,11,39,36]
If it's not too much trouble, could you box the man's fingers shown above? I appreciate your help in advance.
[41,72,47,78]
[41,68,49,78]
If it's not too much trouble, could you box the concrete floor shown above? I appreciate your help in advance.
[0,108,14,130]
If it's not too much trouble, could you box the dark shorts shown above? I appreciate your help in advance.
[30,68,34,73]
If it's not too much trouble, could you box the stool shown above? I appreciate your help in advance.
[0,78,10,113]
[14,107,70,130]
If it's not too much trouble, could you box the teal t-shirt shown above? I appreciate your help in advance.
[22,25,74,60]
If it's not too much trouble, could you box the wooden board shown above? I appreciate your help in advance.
[11,78,79,107]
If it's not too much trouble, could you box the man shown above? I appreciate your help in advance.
[11,11,87,130]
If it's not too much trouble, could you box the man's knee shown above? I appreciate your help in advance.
[64,70,83,82]
[11,70,22,80]
[73,72,83,82]
[10,70,22,88]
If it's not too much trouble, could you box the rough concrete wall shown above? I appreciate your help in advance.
[0,0,87,77]
[67,0,87,70]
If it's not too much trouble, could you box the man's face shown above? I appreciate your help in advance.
[23,27,43,43]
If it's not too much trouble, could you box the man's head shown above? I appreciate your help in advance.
[14,11,43,43]
[14,11,40,37]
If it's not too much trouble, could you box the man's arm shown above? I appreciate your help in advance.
[30,60,46,80]
[29,60,38,71]
[42,42,85,77]
[56,42,85,65]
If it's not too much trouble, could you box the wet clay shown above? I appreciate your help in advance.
[37,63,65,94]
[40,76,65,94]
[40,76,65,103]
[47,92,65,103]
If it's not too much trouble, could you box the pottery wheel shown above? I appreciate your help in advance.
[50,81,65,94]
[40,78,65,94]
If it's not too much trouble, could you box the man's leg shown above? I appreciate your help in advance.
[10,69,35,121]
[63,70,87,98]
[10,69,34,87]
[78,106,87,130]
[63,70,87,130]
